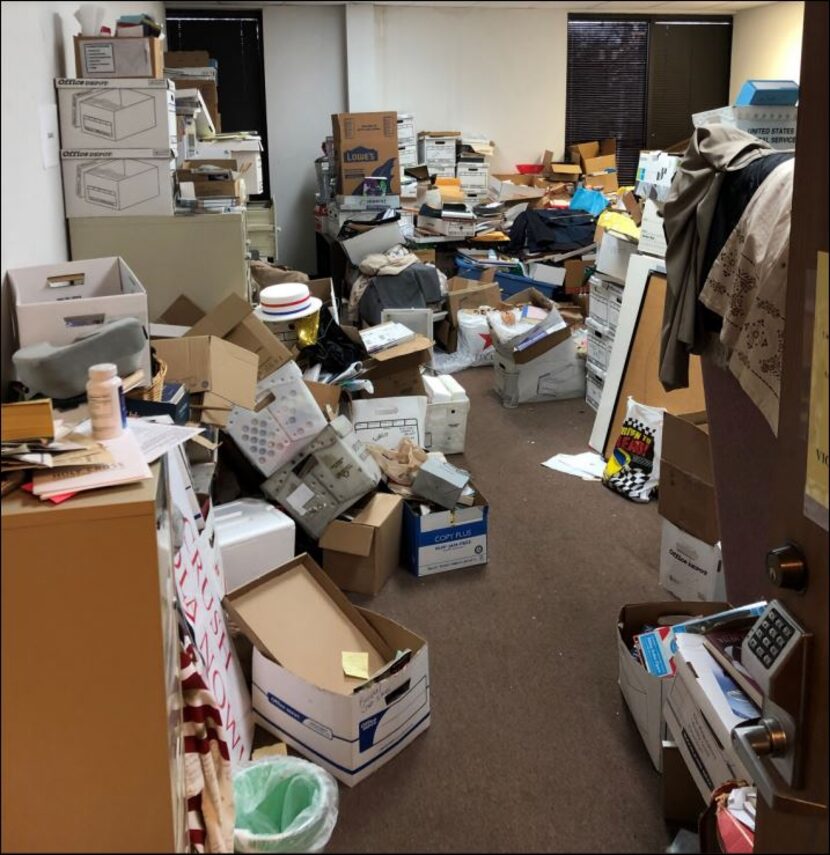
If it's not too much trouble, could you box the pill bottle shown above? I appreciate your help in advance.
[86,363,125,440]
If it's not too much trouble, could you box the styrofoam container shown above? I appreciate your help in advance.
[214,499,296,594]
[423,373,470,454]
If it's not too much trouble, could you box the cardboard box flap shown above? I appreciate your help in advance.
[188,293,251,338]
[224,554,394,695]
[354,492,401,527]
[371,334,433,363]
[319,520,376,556]
[661,411,714,484]
[157,294,205,326]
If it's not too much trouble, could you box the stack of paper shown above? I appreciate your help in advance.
[541,452,606,481]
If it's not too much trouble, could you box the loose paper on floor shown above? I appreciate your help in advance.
[541,451,606,481]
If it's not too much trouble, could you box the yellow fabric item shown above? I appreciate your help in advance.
[597,210,641,240]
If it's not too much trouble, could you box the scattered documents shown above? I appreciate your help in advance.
[541,451,606,481]
[341,651,370,680]
[127,417,204,463]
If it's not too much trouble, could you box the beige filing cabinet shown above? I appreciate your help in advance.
[68,213,250,321]
[1,465,187,853]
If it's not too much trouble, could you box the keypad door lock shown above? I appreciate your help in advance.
[766,543,807,590]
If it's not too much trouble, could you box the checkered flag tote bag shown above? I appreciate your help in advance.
[602,398,667,503]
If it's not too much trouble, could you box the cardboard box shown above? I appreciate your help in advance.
[417,133,458,166]
[417,215,476,238]
[616,602,729,771]
[177,159,243,200]
[8,255,152,387]
[74,35,163,79]
[351,395,428,451]
[493,335,585,407]
[488,174,546,202]
[332,111,400,196]
[60,148,175,217]
[260,415,382,539]
[306,380,342,416]
[56,78,176,150]
[692,105,797,150]
[659,412,718,545]
[224,554,430,785]
[664,634,758,801]
[584,171,619,194]
[569,139,617,174]
[152,335,258,427]
[622,190,643,226]
[564,259,592,294]
[192,137,264,195]
[596,230,638,283]
[446,276,502,326]
[635,151,680,203]
[164,50,211,68]
[361,335,433,398]
[169,78,219,127]
[320,493,403,596]
[542,152,581,183]
[422,373,469,454]
[340,221,405,266]
[662,741,706,826]
[659,519,725,602]
[403,488,489,577]
[638,198,667,258]
[187,293,292,381]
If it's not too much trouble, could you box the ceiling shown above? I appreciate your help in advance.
[168,0,776,13]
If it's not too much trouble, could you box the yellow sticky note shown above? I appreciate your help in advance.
[341,651,370,680]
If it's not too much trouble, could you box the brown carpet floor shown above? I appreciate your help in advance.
[319,367,672,853]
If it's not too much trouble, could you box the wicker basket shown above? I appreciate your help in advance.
[127,357,167,402]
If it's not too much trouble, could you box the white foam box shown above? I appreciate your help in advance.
[192,137,265,195]
[422,373,470,455]
[692,105,797,150]
[403,487,489,577]
[225,360,328,478]
[596,230,639,284]
[638,199,668,259]
[260,414,382,540]
[56,78,176,150]
[659,518,726,603]
[213,498,296,595]
[586,363,605,412]
[223,554,430,786]
[7,255,151,387]
[60,148,175,217]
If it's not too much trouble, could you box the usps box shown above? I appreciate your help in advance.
[8,256,152,387]
[422,373,470,454]
[403,487,488,577]
[224,554,430,786]
[56,78,176,150]
[692,105,797,150]
[61,148,175,217]
[617,602,728,771]
[659,519,725,602]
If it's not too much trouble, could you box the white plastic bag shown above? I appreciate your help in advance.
[457,309,496,366]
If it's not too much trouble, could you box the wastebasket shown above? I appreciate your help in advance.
[233,756,339,853]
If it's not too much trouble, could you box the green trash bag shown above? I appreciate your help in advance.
[233,756,339,853]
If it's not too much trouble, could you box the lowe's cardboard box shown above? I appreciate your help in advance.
[332,111,400,196]
[56,79,176,150]
[617,601,728,771]
[403,487,489,576]
[61,148,175,217]
[224,554,430,786]
[8,256,152,388]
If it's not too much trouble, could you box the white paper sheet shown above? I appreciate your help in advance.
[127,417,204,463]
[541,451,606,481]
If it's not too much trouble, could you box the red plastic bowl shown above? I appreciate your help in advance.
[515,164,544,174]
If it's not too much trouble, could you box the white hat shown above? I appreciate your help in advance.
[254,283,322,322]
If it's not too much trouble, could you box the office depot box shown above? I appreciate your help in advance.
[422,373,470,454]
[192,137,264,195]
[153,335,258,427]
[214,498,296,595]
[320,493,403,596]
[659,519,725,602]
[8,255,152,387]
[61,148,175,217]
[403,488,489,577]
[596,230,638,283]
[665,634,758,802]
[639,199,668,258]
[74,35,164,79]
[659,411,719,545]
[692,105,797,150]
[617,602,729,771]
[56,79,176,150]
[224,554,430,786]
[332,111,400,195]
[360,335,434,398]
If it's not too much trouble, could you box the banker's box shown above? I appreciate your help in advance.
[332,111,400,196]
[617,602,728,771]
[224,554,430,786]
[659,519,725,603]
[7,256,152,388]
[60,149,175,217]
[403,488,489,577]
[56,79,176,150]
[74,35,164,79]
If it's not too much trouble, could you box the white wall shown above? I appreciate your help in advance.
[730,1,804,104]
[0,0,165,396]
[263,4,348,276]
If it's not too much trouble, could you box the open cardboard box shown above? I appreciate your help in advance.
[446,271,502,326]
[542,151,581,183]
[223,554,430,785]
[569,138,617,174]
[359,334,434,398]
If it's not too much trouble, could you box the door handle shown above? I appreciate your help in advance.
[766,543,808,590]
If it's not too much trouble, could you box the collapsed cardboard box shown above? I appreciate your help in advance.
[360,335,434,398]
[261,414,382,539]
[320,493,403,596]
[153,335,258,427]
[223,554,430,785]
[332,111,401,196]
[488,173,547,202]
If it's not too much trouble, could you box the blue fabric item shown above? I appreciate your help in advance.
[569,186,610,217]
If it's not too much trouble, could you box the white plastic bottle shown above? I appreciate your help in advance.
[86,363,125,440]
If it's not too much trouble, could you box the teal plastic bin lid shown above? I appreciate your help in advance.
[735,80,799,106]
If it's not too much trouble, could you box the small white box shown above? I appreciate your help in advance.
[586,364,605,412]
[8,256,151,386]
[638,198,668,259]
[56,78,176,150]
[60,148,175,217]
[403,488,489,576]
[659,518,726,602]
[422,373,470,454]
[214,499,296,595]
[596,230,638,284]
[692,105,797,150]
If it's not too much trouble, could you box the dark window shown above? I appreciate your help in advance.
[566,15,733,184]
[166,9,270,200]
